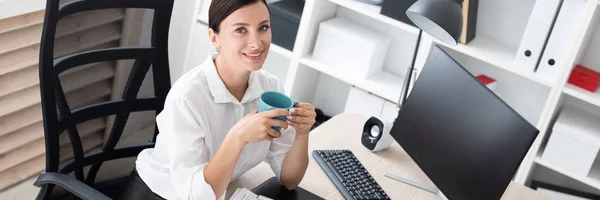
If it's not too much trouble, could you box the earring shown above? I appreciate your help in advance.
[211,46,220,56]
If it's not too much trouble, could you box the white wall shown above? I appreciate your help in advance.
[0,0,46,20]
[168,0,201,84]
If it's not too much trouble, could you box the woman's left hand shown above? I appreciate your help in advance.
[287,102,316,137]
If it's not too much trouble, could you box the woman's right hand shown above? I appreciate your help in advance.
[228,108,291,144]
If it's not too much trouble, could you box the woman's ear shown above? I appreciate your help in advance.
[208,28,220,52]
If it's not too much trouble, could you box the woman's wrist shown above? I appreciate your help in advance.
[225,131,247,148]
[295,131,310,140]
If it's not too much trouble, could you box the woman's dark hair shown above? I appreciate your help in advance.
[209,0,269,33]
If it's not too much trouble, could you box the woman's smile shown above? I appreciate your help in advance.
[243,50,264,62]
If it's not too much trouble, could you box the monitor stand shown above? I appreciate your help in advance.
[384,172,448,200]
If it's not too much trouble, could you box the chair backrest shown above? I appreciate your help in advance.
[37,0,173,198]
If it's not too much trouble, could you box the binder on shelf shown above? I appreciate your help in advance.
[459,0,478,44]
[512,0,561,73]
[535,0,587,82]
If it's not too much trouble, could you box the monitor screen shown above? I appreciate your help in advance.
[389,45,539,200]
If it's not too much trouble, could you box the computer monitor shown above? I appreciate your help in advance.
[389,45,539,200]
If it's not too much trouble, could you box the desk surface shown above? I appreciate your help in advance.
[226,113,548,200]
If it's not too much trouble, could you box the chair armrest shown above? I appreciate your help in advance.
[34,172,111,200]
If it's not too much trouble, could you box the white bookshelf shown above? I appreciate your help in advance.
[263,48,292,84]
[299,56,405,103]
[328,0,420,35]
[524,0,600,195]
[196,15,208,25]
[535,157,600,191]
[436,35,552,87]
[269,43,293,59]
[177,0,600,195]
[564,84,600,108]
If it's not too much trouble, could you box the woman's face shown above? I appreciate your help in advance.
[210,2,271,72]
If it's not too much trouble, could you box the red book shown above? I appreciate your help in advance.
[568,65,600,92]
[476,74,495,85]
[476,74,496,91]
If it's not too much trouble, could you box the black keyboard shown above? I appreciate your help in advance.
[312,150,391,200]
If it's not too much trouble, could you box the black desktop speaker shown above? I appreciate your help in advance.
[362,116,393,152]
[380,0,418,27]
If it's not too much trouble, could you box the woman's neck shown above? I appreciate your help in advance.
[214,56,250,102]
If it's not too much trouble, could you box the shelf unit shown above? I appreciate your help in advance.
[523,0,600,195]
[176,0,600,195]
[564,84,600,108]
[327,0,420,35]
[535,156,600,193]
[299,56,405,104]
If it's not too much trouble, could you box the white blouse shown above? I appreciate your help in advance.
[134,55,296,200]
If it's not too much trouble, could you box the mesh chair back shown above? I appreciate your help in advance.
[37,0,173,198]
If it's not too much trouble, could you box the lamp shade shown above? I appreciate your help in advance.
[406,0,463,45]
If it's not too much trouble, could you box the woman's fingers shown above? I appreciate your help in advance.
[246,108,258,116]
[267,118,289,130]
[262,109,291,118]
[290,107,316,118]
[287,115,314,124]
[266,127,282,138]
[294,102,315,110]
[262,134,274,141]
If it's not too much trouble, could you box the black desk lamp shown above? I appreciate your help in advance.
[389,0,464,199]
[397,0,464,106]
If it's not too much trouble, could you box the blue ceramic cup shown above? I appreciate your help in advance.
[258,91,300,132]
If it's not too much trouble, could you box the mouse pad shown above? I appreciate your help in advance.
[251,177,324,200]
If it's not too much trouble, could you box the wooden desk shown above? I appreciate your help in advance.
[226,113,548,200]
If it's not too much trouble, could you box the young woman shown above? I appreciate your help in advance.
[121,0,316,199]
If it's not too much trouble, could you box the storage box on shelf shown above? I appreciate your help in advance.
[379,0,417,28]
[294,0,419,103]
[312,17,391,79]
[533,93,600,192]
[541,105,600,178]
[568,64,600,93]
[475,74,497,91]
[268,0,304,51]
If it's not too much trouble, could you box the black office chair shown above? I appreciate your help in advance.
[33,0,173,199]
